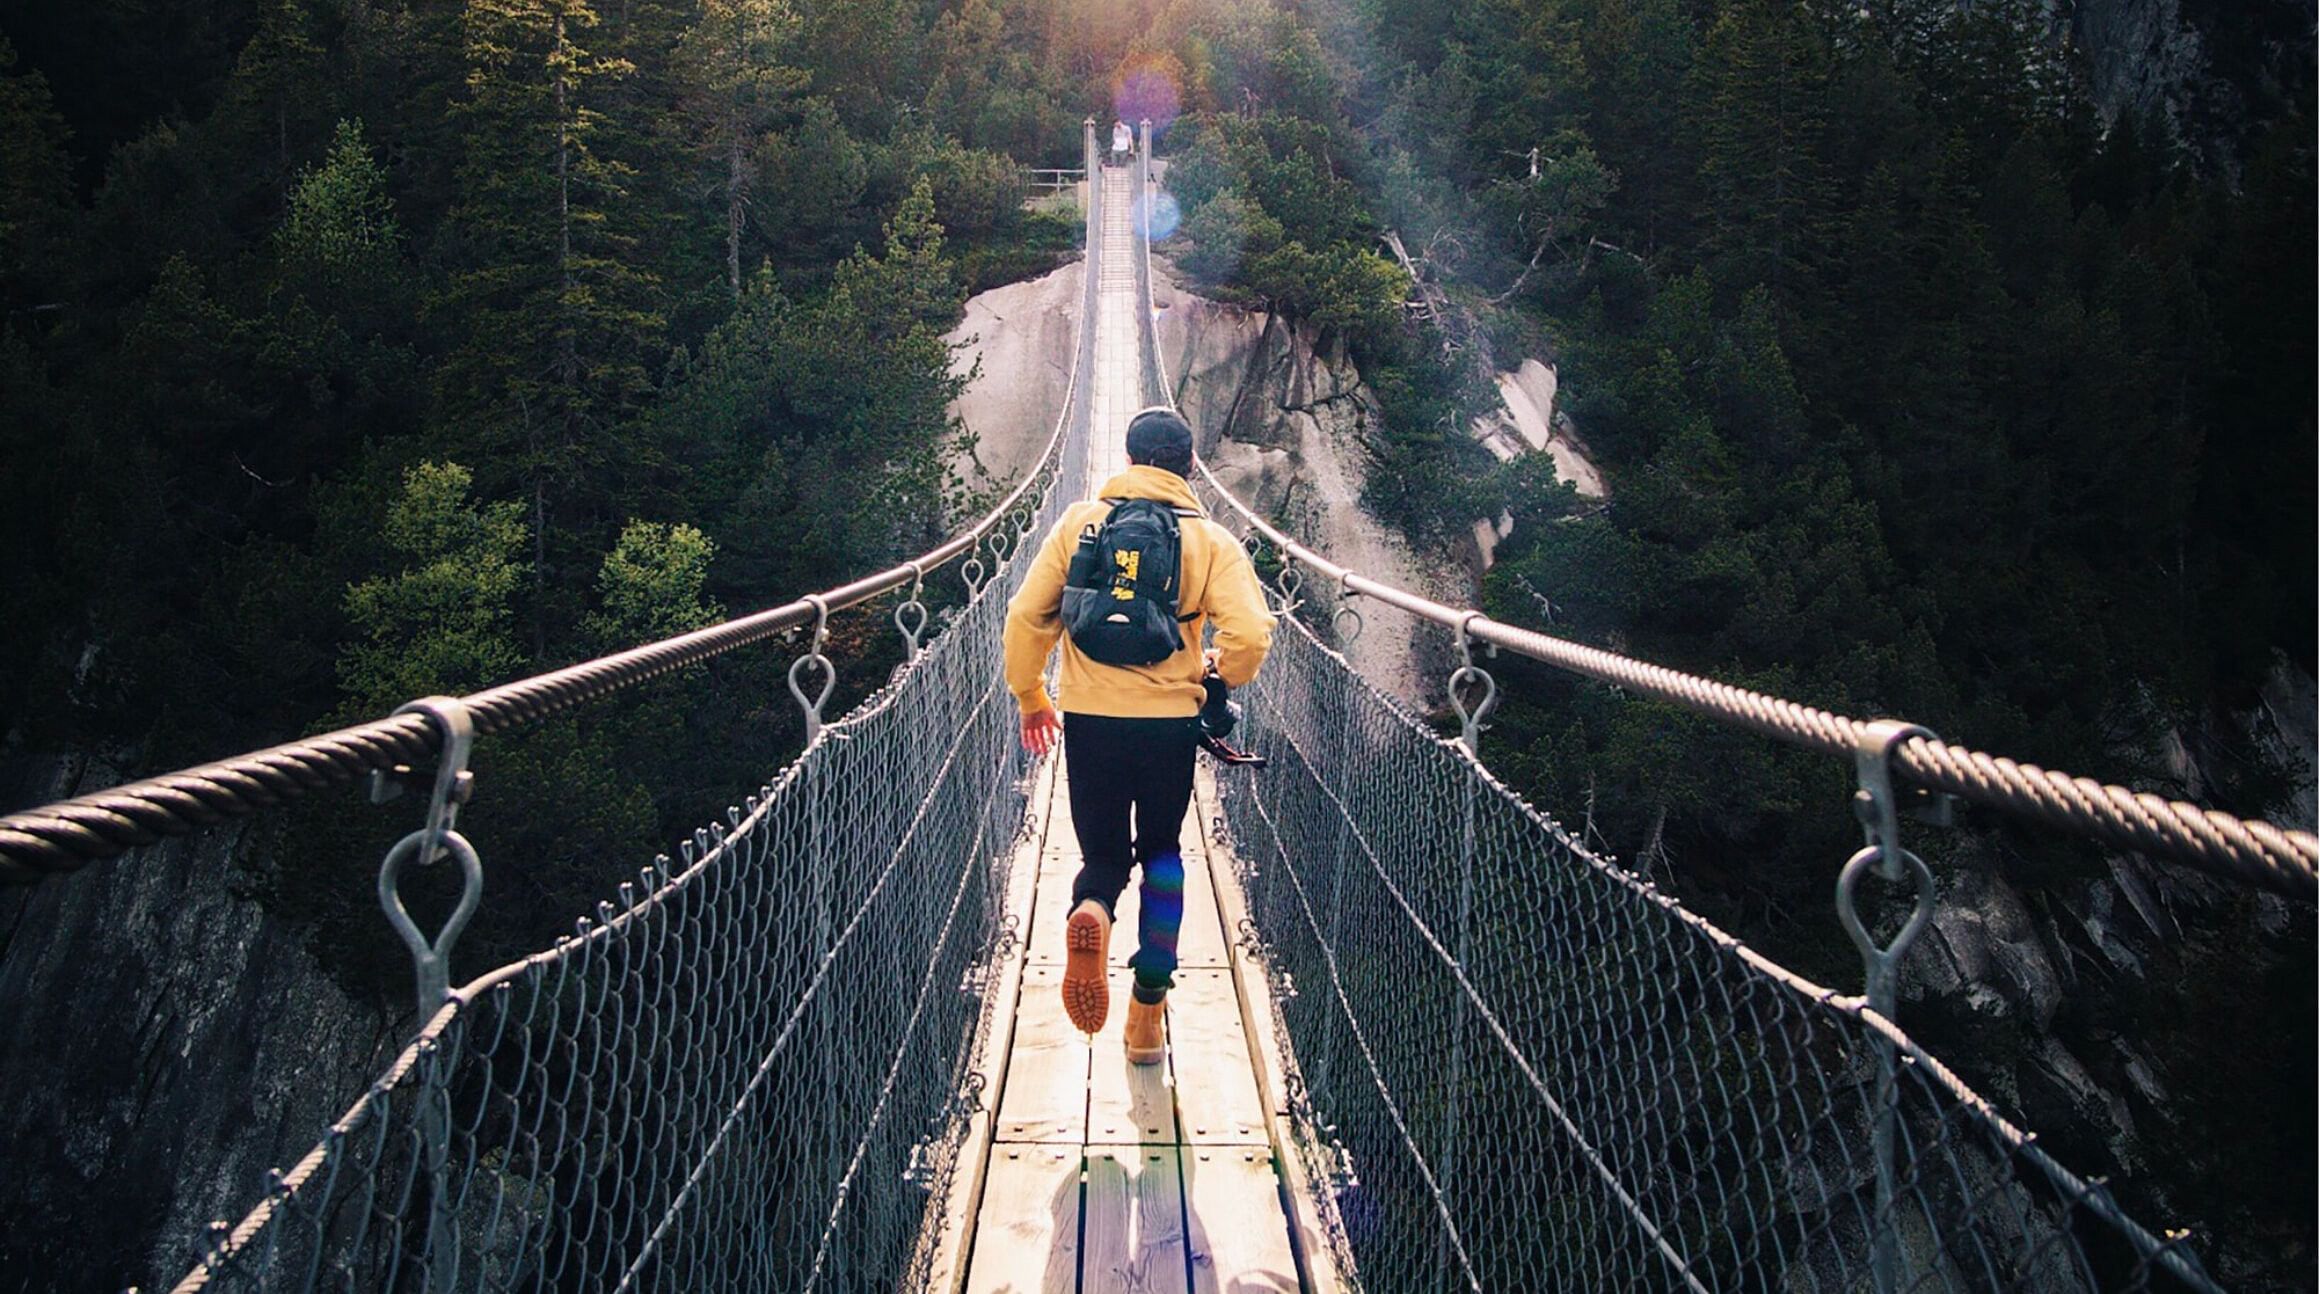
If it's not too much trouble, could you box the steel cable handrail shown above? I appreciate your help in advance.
[1124,133,2315,902]
[0,335,1083,886]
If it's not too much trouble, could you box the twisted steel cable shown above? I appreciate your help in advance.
[1126,139,2313,902]
[1188,482,2318,901]
[0,330,1079,887]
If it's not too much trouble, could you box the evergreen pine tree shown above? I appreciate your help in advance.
[1690,0,1833,304]
[673,0,806,299]
[437,0,667,644]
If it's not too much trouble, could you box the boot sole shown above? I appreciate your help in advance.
[1062,907,1109,1034]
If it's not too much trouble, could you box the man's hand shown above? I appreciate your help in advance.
[1022,707,1061,757]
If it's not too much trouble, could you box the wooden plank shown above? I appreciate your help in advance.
[1166,970,1267,1145]
[1195,768,1352,1292]
[1087,966,1179,1144]
[994,964,1089,1144]
[964,1144,1084,1294]
[1169,973,1262,1145]
[920,756,1059,1294]
[1171,852,1229,970]
[1082,1145,1190,1294]
[1025,862,1076,966]
[1183,1148,1302,1294]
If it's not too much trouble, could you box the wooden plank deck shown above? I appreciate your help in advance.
[954,759,1314,1294]
[938,163,1341,1294]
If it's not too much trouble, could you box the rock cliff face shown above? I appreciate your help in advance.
[2059,0,2313,169]
[1149,268,1478,703]
[2067,0,2211,130]
[0,752,401,1293]
[947,260,1085,492]
[1895,656,2317,1287]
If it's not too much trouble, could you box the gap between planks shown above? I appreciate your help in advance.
[1192,766,1352,1293]
[919,755,1062,1294]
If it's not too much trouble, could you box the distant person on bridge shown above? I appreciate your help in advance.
[1110,119,1133,166]
[1003,407,1275,1062]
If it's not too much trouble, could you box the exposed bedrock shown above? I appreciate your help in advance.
[945,253,1605,705]
[0,751,400,1294]
[946,259,1085,493]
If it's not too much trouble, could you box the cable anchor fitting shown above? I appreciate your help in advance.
[894,561,930,662]
[1838,719,1952,1294]
[1330,571,1363,644]
[375,697,483,1020]
[1447,613,1498,758]
[1270,561,1304,618]
[789,594,837,746]
[1838,720,1954,1006]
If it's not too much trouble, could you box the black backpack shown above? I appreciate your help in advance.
[1062,498,1197,665]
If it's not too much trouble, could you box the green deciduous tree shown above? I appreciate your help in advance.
[276,118,401,278]
[339,462,529,712]
[586,520,721,647]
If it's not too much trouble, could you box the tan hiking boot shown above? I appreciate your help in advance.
[1061,899,1111,1034]
[1124,995,1167,1065]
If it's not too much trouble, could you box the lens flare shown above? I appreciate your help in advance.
[1143,191,1181,241]
[1112,53,1183,134]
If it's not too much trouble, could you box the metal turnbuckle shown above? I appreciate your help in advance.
[375,697,483,1019]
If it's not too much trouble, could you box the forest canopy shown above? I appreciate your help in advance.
[0,0,2311,1281]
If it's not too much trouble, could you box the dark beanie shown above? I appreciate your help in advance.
[1125,406,1194,475]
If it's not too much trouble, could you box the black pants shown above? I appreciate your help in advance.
[1063,713,1198,1003]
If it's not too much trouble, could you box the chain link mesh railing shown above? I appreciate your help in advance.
[1204,608,2221,1294]
[174,486,1090,1294]
[6,120,2280,1294]
[167,130,1110,1294]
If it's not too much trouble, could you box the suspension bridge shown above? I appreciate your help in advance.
[2,122,2313,1294]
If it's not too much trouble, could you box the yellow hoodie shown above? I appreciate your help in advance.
[1004,465,1275,718]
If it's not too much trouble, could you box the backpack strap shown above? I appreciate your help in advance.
[1099,497,1203,519]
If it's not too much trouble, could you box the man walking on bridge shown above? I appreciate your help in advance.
[1003,407,1274,1062]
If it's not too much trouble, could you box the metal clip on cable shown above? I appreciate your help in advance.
[1837,720,1950,1294]
[1330,571,1364,645]
[894,561,930,662]
[375,697,483,1017]
[789,594,837,746]
[1271,562,1304,618]
[1447,613,1498,758]
[1837,720,1948,1001]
